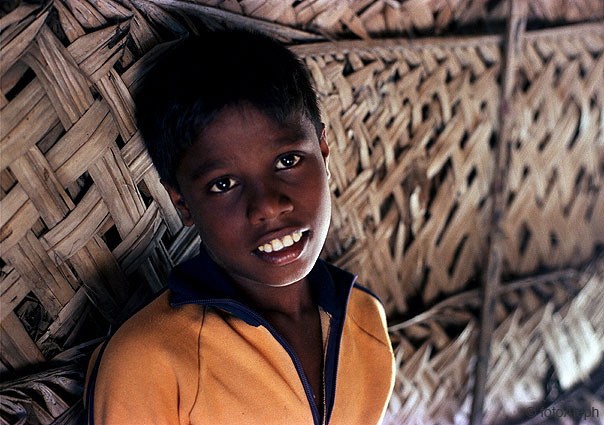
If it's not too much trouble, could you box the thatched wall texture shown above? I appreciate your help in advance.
[306,26,604,314]
[385,257,604,424]
[0,1,603,424]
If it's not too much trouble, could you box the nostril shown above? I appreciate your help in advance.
[248,190,293,223]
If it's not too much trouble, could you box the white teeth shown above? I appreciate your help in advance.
[257,230,304,253]
[283,235,294,247]
[258,243,272,253]
[272,239,284,251]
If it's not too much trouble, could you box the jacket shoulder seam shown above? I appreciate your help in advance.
[347,312,391,348]
[347,290,391,349]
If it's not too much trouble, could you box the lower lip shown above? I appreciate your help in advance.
[253,232,309,266]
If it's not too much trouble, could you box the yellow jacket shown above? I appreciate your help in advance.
[85,248,394,425]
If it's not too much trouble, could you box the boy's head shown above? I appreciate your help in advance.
[135,30,331,288]
[135,30,322,191]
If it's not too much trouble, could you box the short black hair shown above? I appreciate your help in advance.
[135,30,322,190]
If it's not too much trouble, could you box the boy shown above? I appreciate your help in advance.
[85,30,394,425]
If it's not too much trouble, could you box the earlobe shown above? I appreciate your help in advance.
[162,181,194,227]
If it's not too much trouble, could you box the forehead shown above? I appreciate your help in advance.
[203,104,314,147]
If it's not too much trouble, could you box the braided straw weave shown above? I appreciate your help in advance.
[0,1,603,424]
[112,0,604,39]
[385,256,604,424]
[294,26,604,314]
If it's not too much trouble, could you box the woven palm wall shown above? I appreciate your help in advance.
[1,0,603,424]
[302,25,604,312]
[384,258,604,424]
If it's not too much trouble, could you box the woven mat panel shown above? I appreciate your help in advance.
[383,256,604,425]
[0,2,200,377]
[293,37,501,315]
[503,28,604,274]
[293,24,604,316]
[148,0,604,39]
[484,260,604,424]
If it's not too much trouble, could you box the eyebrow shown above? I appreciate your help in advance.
[188,158,229,182]
[270,125,311,148]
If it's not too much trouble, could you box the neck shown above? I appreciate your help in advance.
[234,278,315,320]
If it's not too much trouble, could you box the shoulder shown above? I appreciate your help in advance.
[86,292,205,423]
[87,292,205,408]
[346,284,391,349]
[97,291,206,372]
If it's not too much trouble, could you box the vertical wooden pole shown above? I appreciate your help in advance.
[469,0,526,424]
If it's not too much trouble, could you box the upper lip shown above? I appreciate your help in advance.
[253,225,307,249]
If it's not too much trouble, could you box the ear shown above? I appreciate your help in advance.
[161,181,194,227]
[319,124,330,176]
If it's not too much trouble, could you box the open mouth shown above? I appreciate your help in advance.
[257,229,304,253]
[254,230,310,265]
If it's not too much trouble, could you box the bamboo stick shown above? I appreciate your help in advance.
[388,268,579,332]
[470,1,527,423]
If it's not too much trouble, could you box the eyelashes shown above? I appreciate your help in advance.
[275,153,301,170]
[208,153,304,194]
[209,177,238,193]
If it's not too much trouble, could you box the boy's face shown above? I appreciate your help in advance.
[166,104,331,289]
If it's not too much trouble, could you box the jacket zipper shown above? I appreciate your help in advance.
[321,314,329,425]
[173,298,323,425]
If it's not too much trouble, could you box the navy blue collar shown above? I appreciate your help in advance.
[168,245,356,324]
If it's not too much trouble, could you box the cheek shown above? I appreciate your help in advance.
[197,221,243,269]
[304,174,332,225]
[192,204,240,244]
[319,186,332,228]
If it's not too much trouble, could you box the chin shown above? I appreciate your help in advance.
[260,257,318,287]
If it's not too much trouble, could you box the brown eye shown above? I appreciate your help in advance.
[209,177,238,193]
[276,154,301,170]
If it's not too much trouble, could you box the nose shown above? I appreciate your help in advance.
[247,180,293,224]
